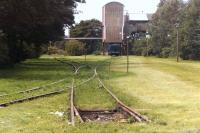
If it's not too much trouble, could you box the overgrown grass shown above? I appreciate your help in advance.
[0,55,200,133]
[75,78,116,110]
[0,58,73,95]
[109,56,200,132]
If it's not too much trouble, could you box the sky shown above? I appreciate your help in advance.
[65,0,189,35]
[74,0,160,23]
[65,0,160,36]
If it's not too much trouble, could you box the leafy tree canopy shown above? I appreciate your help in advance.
[148,0,200,60]
[180,0,200,60]
[69,19,102,54]
[149,0,185,57]
[0,0,84,65]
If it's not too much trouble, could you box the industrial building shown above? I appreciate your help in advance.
[102,2,152,54]
[102,2,124,44]
[124,13,153,37]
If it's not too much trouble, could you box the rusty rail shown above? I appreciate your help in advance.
[74,106,84,123]
[0,79,68,97]
[70,78,75,126]
[0,89,65,107]
[58,59,150,124]
[96,74,150,122]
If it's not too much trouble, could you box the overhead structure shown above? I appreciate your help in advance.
[64,37,102,40]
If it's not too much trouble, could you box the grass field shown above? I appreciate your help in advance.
[0,55,200,133]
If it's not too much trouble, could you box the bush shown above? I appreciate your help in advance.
[180,42,200,60]
[48,46,66,55]
[131,39,148,56]
[160,47,172,58]
[92,50,101,55]
[21,42,41,59]
[0,33,44,66]
[142,49,148,56]
[64,40,85,56]
[48,46,60,55]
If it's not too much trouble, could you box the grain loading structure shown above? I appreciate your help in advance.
[102,2,124,54]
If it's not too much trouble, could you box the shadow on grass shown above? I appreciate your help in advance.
[0,57,130,82]
[111,62,156,69]
[0,58,73,81]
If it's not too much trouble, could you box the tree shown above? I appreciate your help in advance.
[150,0,200,60]
[0,33,10,65]
[0,0,84,65]
[158,0,167,7]
[149,0,184,57]
[69,19,102,54]
[180,0,200,60]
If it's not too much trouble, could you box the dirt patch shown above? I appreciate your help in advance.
[78,108,135,123]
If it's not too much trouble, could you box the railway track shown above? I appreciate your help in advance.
[96,76,149,122]
[0,59,85,108]
[0,89,65,107]
[0,81,69,107]
[55,58,93,125]
[67,60,150,126]
[0,78,68,97]
[0,57,150,125]
[0,59,76,107]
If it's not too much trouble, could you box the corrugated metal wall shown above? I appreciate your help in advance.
[102,2,124,43]
[128,21,148,34]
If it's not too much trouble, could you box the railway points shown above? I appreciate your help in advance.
[0,57,149,125]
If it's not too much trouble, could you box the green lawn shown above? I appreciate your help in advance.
[0,55,200,133]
